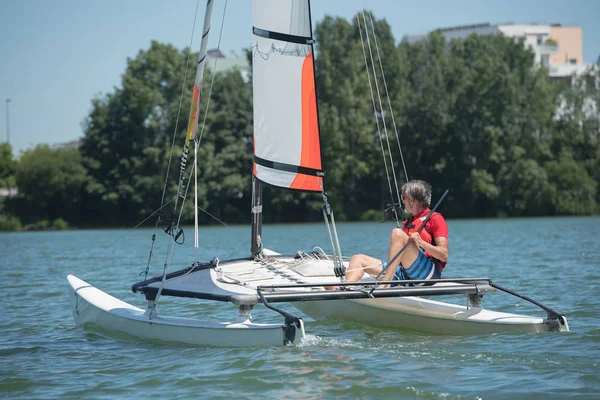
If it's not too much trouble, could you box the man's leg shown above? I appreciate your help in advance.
[387,228,421,273]
[344,254,384,282]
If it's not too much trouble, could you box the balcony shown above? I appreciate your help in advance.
[548,64,592,78]
[536,42,559,54]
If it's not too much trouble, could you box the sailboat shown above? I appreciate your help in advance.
[67,0,569,347]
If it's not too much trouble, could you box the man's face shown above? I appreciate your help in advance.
[402,194,416,214]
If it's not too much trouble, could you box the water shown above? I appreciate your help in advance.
[1,217,599,399]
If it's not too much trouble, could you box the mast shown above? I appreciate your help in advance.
[194,141,199,258]
[251,0,335,258]
[306,0,344,277]
[192,0,215,259]
[306,0,325,191]
[5,99,10,145]
[153,0,215,307]
[175,0,215,212]
[251,176,263,257]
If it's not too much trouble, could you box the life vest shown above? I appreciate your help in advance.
[402,211,447,270]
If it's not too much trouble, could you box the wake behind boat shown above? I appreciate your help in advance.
[67,0,568,347]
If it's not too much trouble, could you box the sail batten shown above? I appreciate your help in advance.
[252,0,323,192]
[254,155,323,177]
[252,27,312,45]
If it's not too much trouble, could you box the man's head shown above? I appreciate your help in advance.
[401,180,432,209]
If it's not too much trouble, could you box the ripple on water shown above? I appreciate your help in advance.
[1,219,599,399]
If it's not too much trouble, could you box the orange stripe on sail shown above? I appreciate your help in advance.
[253,138,257,177]
[186,83,200,142]
[290,53,322,192]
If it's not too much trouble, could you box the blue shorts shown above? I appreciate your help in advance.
[382,249,441,286]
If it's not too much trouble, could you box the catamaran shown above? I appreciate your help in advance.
[67,0,569,347]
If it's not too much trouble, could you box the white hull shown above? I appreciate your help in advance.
[131,253,568,336]
[294,296,567,335]
[67,275,304,347]
[226,255,567,334]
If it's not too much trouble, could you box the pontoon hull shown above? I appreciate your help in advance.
[129,253,569,336]
[294,296,568,335]
[67,275,304,347]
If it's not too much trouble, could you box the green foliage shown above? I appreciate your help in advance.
[0,213,21,231]
[198,69,254,223]
[314,13,398,219]
[360,209,382,221]
[8,14,600,227]
[395,32,560,217]
[545,155,597,215]
[551,60,600,210]
[81,41,201,225]
[52,218,69,230]
[0,143,17,188]
[15,145,87,225]
[0,196,20,231]
[22,218,69,231]
[81,41,258,225]
[497,158,554,216]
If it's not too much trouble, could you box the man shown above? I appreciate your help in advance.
[343,180,448,286]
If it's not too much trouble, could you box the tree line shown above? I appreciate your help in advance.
[1,13,598,230]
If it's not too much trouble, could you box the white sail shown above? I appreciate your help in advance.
[186,0,215,143]
[252,0,323,192]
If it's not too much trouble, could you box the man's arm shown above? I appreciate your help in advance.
[419,236,448,262]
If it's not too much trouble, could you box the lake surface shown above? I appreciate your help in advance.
[1,217,599,399]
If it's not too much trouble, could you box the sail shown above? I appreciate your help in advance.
[186,0,214,144]
[252,0,324,192]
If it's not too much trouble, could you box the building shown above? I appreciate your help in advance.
[406,23,591,78]
[206,49,250,82]
[0,187,17,197]
[53,140,82,150]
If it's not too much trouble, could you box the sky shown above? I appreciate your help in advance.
[1,0,599,157]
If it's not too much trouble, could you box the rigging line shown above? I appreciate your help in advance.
[187,0,227,263]
[356,13,396,218]
[161,0,226,275]
[194,140,199,260]
[361,8,402,212]
[164,0,202,213]
[146,0,201,272]
[76,195,178,271]
[366,11,409,186]
[196,0,228,147]
[183,197,230,227]
[155,153,197,305]
[322,204,342,278]
[173,0,215,215]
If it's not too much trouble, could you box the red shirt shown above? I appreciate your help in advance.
[402,208,448,269]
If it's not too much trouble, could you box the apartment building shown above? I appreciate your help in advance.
[207,49,250,82]
[406,23,590,78]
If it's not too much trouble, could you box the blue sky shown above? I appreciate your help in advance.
[1,0,599,157]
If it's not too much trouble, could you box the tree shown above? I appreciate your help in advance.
[0,143,16,188]
[545,154,597,215]
[81,41,204,225]
[15,145,87,224]
[197,69,254,223]
[395,32,559,217]
[71,20,598,225]
[314,13,399,220]
[552,60,600,211]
